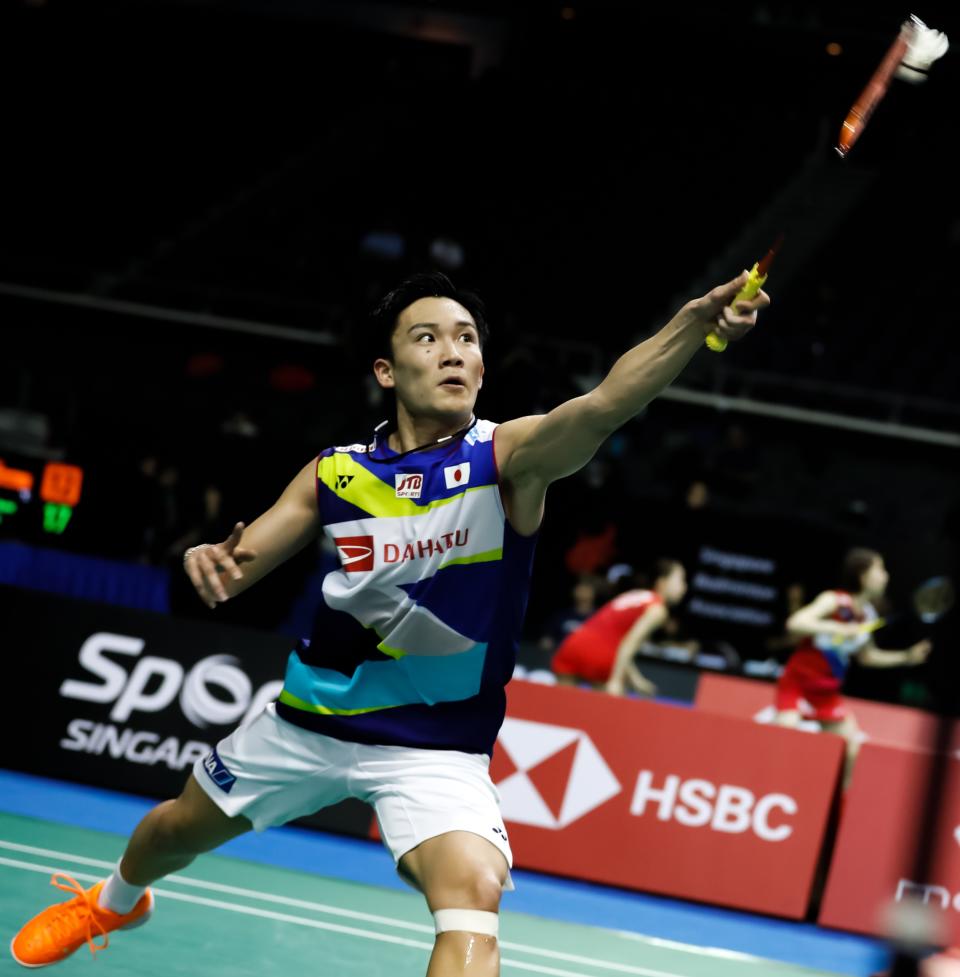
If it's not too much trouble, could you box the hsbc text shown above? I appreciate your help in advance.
[630,770,798,841]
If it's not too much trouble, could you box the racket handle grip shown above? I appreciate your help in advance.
[705,263,767,353]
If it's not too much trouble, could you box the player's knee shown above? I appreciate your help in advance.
[466,868,504,913]
[431,864,504,914]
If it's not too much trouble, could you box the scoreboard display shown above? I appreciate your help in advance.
[0,454,84,540]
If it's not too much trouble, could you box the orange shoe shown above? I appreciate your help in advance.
[10,873,154,968]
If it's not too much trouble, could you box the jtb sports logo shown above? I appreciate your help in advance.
[395,474,423,499]
[335,535,375,572]
[492,718,621,829]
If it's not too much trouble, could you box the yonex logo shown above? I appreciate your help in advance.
[493,718,621,829]
[334,535,375,572]
[335,475,354,490]
[395,474,423,499]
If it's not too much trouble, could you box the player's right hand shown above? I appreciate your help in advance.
[691,271,770,344]
[183,522,258,609]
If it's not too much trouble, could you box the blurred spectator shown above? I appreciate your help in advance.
[537,575,601,656]
[564,522,617,576]
[136,458,186,565]
[221,410,260,439]
[685,477,711,512]
[166,482,224,561]
[359,226,406,262]
[428,234,465,271]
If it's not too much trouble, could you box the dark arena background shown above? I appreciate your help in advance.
[2,1,959,975]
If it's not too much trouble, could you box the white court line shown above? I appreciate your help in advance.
[0,840,432,933]
[0,850,689,977]
[615,932,766,964]
[0,840,768,971]
[0,855,687,977]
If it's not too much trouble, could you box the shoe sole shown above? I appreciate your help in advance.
[9,890,155,969]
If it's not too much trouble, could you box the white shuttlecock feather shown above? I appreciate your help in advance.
[896,14,949,83]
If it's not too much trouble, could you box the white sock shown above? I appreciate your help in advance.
[98,859,147,914]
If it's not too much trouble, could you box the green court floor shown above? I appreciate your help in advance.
[0,813,845,977]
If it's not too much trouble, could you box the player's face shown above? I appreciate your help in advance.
[664,565,687,605]
[377,297,484,423]
[862,558,889,598]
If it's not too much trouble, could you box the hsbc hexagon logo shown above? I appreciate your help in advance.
[493,718,621,829]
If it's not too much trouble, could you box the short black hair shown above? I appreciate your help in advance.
[368,272,489,363]
[840,547,881,593]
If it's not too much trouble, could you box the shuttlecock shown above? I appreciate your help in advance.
[896,14,949,83]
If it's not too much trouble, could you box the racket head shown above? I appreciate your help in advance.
[912,575,956,623]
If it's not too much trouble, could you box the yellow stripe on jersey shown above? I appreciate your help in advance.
[317,454,489,519]
[438,547,503,571]
[376,642,408,660]
[278,688,403,716]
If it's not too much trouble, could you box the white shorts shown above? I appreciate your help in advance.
[193,703,514,887]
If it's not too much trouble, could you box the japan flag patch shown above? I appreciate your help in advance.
[444,462,470,489]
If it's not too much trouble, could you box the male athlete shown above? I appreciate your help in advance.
[12,270,767,975]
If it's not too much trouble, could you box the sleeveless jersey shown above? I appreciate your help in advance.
[275,419,538,756]
[805,590,877,680]
[552,589,663,683]
[577,590,663,650]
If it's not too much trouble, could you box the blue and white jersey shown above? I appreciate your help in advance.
[811,591,878,678]
[276,419,538,756]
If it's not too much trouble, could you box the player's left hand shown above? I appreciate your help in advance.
[626,663,657,697]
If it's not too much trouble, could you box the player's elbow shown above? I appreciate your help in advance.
[785,613,806,635]
[583,388,625,437]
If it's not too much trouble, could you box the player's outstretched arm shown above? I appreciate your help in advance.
[497,272,768,490]
[857,640,932,668]
[606,602,668,695]
[183,458,321,609]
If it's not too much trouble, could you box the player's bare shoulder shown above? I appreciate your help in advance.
[492,415,545,483]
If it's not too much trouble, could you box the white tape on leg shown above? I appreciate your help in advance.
[433,909,499,937]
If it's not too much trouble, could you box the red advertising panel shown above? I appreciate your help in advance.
[695,673,960,753]
[819,743,960,942]
[491,680,843,918]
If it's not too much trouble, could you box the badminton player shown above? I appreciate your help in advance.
[775,547,932,788]
[551,559,688,696]
[12,269,766,975]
